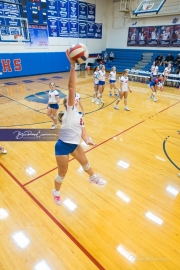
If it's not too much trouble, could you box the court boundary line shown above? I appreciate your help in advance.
[163,136,180,170]
[0,162,106,270]
[23,99,180,186]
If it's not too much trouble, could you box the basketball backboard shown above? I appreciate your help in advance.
[133,0,166,15]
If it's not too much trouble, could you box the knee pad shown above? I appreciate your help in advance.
[52,115,57,119]
[124,98,127,101]
[152,92,156,96]
[117,98,121,101]
[55,174,64,183]
[82,163,90,171]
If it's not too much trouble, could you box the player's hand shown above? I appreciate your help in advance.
[129,89,132,93]
[86,141,97,146]
[66,49,75,65]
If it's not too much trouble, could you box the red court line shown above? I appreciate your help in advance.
[24,119,145,186]
[23,99,180,187]
[0,162,105,270]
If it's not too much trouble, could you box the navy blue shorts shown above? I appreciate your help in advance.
[49,104,59,109]
[110,80,116,83]
[150,82,156,87]
[55,140,78,155]
[99,81,105,86]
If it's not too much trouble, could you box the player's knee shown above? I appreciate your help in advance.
[124,98,127,101]
[82,163,90,171]
[52,115,57,119]
[55,174,65,183]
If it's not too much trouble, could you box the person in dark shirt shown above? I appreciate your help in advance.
[155,54,163,66]
[162,54,174,66]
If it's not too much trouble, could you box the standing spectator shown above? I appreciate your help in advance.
[175,53,180,68]
[109,51,114,62]
[162,54,174,66]
[96,54,101,63]
[155,54,163,66]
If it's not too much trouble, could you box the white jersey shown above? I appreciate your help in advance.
[119,76,128,92]
[98,70,106,82]
[153,66,158,75]
[48,90,59,103]
[151,65,155,73]
[163,67,171,76]
[94,71,99,85]
[109,71,116,81]
[60,106,84,144]
[139,33,144,40]
[151,32,157,40]
[131,33,136,41]
[162,32,170,40]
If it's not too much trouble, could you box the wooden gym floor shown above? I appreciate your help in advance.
[0,70,180,270]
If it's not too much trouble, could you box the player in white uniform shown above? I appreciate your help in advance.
[47,82,60,129]
[163,63,171,84]
[74,92,85,115]
[92,66,99,104]
[151,28,158,40]
[109,66,118,96]
[0,145,7,154]
[97,65,106,104]
[52,50,106,205]
[114,69,132,111]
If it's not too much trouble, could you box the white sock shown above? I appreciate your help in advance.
[54,189,60,196]
[90,174,96,179]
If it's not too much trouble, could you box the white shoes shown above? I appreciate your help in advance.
[114,105,119,110]
[51,124,57,130]
[100,99,105,104]
[124,106,130,111]
[153,98,158,102]
[178,173,180,177]
[0,147,7,154]
[89,174,106,186]
[92,98,95,103]
[96,100,100,105]
[52,189,62,205]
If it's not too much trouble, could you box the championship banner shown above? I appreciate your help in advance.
[59,18,69,37]
[94,23,102,39]
[79,1,87,21]
[59,0,69,18]
[69,19,78,38]
[87,21,95,38]
[127,25,180,47]
[87,3,95,22]
[47,17,59,37]
[25,25,48,48]
[69,0,78,20]
[47,0,58,17]
[79,21,87,38]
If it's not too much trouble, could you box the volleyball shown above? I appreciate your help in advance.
[69,43,89,64]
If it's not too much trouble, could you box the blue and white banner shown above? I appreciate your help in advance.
[69,19,78,38]
[47,0,58,17]
[25,25,49,48]
[87,3,95,22]
[0,2,4,16]
[69,0,78,20]
[0,17,5,26]
[59,0,69,18]
[59,18,69,37]
[47,17,59,37]
[5,17,21,26]
[79,1,87,21]
[87,21,95,38]
[79,21,87,38]
[94,23,102,39]
[3,3,20,17]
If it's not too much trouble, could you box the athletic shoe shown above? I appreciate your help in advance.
[0,147,7,154]
[100,99,105,104]
[52,189,62,205]
[89,174,106,186]
[149,95,153,99]
[153,98,158,102]
[178,173,180,177]
[114,105,119,110]
[124,106,130,111]
[51,124,57,130]
[114,93,118,96]
[92,98,95,103]
[96,100,100,105]
[109,93,112,97]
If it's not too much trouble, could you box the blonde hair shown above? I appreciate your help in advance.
[49,81,56,87]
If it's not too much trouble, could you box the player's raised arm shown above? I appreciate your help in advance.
[66,49,76,106]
